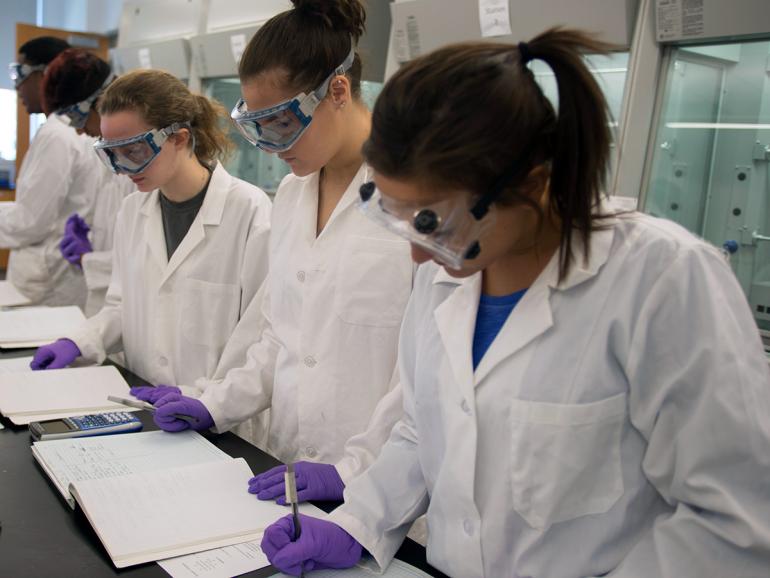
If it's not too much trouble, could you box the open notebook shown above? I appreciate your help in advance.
[0,365,134,424]
[32,429,231,509]
[0,305,85,348]
[68,457,321,568]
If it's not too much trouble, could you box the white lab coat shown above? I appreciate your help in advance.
[329,207,770,578]
[187,163,413,482]
[1,114,100,307]
[67,162,271,388]
[81,170,135,316]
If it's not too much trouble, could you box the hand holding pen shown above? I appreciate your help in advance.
[259,462,363,575]
[107,394,214,432]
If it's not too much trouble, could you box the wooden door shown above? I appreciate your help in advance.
[2,23,109,270]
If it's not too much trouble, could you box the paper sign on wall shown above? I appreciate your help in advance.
[479,0,512,38]
[137,47,152,69]
[230,34,247,65]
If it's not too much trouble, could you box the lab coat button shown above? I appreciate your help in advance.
[304,355,317,368]
[158,356,168,367]
[306,446,318,458]
[296,271,306,283]
[463,519,474,536]
[461,399,471,415]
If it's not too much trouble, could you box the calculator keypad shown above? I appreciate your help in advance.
[67,412,138,430]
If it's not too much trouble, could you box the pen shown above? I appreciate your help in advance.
[285,462,304,578]
[106,395,199,425]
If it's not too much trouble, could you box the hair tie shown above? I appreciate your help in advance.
[518,41,534,65]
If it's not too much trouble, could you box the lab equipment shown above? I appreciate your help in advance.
[93,122,191,174]
[59,214,93,265]
[29,411,142,441]
[230,43,355,152]
[30,338,81,370]
[130,384,181,404]
[249,461,345,504]
[55,73,115,130]
[261,513,362,575]
[107,394,202,428]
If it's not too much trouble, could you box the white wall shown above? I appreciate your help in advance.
[0,0,37,90]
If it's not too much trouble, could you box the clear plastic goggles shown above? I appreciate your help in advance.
[231,43,356,153]
[8,62,46,88]
[93,122,190,175]
[357,182,496,270]
[55,73,115,129]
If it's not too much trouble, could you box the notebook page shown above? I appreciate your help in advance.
[0,305,85,346]
[32,430,231,507]
[0,365,130,418]
[70,458,303,567]
[270,559,434,578]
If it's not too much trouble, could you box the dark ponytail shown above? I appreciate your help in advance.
[238,0,366,97]
[363,27,615,281]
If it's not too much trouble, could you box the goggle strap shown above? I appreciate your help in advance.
[313,39,357,102]
[470,160,535,221]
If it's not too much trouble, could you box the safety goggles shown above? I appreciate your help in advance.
[8,62,46,88]
[357,183,497,270]
[93,122,191,175]
[55,73,115,129]
[230,43,356,152]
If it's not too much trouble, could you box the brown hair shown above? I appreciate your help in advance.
[42,49,111,115]
[98,69,232,164]
[364,28,615,280]
[238,0,366,98]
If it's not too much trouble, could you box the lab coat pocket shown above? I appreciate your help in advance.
[509,393,626,530]
[181,278,241,348]
[335,236,411,327]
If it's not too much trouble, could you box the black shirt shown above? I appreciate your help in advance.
[159,173,211,259]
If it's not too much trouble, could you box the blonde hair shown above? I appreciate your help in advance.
[98,69,232,163]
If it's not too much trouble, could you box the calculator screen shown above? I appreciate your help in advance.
[40,420,75,434]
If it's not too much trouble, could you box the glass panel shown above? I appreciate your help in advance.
[204,77,291,195]
[642,39,770,341]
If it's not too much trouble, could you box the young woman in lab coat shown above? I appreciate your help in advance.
[42,49,135,316]
[2,37,100,307]
[259,29,770,577]
[133,0,412,501]
[30,70,272,412]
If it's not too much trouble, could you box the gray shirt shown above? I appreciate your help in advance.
[159,173,211,259]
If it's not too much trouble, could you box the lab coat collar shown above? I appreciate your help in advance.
[292,162,370,245]
[140,161,231,286]
[432,209,617,387]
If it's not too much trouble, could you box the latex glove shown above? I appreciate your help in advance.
[30,338,81,370]
[248,462,345,504]
[153,393,214,432]
[59,214,92,266]
[130,384,181,404]
[261,514,362,576]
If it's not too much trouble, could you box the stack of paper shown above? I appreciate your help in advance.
[0,356,33,374]
[0,306,85,348]
[0,365,133,424]
[0,281,31,307]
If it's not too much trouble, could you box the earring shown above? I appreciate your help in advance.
[337,101,347,110]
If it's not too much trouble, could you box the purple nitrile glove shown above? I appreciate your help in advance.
[153,393,214,433]
[261,514,362,576]
[30,338,81,370]
[59,214,92,266]
[130,384,181,404]
[248,462,345,504]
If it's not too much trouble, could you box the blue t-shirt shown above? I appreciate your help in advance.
[472,288,527,370]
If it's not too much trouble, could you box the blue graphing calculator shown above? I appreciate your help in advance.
[29,412,143,441]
